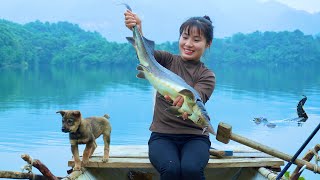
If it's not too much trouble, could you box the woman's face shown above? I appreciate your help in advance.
[179,27,209,61]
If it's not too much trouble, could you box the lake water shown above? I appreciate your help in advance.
[0,64,319,179]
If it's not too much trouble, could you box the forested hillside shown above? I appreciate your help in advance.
[210,30,320,65]
[1,20,319,68]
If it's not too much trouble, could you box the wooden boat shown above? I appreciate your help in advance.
[57,97,312,180]
[64,145,284,180]
[61,120,320,180]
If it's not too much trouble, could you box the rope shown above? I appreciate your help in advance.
[298,165,307,174]
[21,159,34,173]
[20,156,37,179]
[312,148,320,173]
[265,171,273,179]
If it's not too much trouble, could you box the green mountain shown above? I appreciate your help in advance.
[1,20,320,68]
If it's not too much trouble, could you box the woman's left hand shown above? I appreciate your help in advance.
[164,95,188,120]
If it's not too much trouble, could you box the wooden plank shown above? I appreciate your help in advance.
[89,152,273,159]
[68,145,284,171]
[93,145,269,157]
[68,157,283,169]
[207,157,283,168]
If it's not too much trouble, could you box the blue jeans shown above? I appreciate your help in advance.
[148,132,211,180]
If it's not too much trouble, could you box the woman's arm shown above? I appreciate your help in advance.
[194,70,216,103]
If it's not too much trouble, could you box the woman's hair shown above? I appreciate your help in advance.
[179,16,214,44]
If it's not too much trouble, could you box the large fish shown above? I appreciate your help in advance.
[124,4,215,135]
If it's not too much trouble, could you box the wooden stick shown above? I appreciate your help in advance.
[21,154,60,180]
[0,170,46,179]
[209,149,233,158]
[209,149,224,158]
[290,144,320,180]
[216,122,320,174]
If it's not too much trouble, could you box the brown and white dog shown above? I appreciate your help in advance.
[56,110,111,170]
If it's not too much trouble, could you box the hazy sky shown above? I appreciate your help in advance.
[262,0,320,13]
[0,0,318,42]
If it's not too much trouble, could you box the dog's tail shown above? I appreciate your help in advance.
[104,114,110,119]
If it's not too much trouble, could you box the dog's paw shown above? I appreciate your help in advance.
[102,157,109,163]
[82,158,90,166]
[73,165,81,171]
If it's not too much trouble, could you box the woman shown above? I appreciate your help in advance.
[124,9,216,180]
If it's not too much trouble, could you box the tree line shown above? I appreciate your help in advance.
[0,19,319,68]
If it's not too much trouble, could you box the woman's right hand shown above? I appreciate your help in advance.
[164,95,189,120]
[124,10,142,34]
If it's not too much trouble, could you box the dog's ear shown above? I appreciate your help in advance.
[73,110,81,118]
[56,110,66,117]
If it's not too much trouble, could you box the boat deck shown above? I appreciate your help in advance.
[68,145,283,169]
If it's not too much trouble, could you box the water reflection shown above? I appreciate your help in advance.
[0,64,319,179]
[0,65,149,110]
[212,64,320,95]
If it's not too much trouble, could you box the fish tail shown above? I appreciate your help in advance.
[119,3,132,11]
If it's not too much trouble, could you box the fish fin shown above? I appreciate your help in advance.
[165,106,182,116]
[136,65,143,71]
[126,37,135,46]
[136,71,146,79]
[137,64,148,70]
[142,37,155,55]
[179,89,195,101]
[137,64,151,72]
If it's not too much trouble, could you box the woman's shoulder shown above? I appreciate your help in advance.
[154,50,177,59]
[199,62,215,78]
[154,50,178,66]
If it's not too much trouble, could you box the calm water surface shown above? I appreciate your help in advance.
[0,64,319,179]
